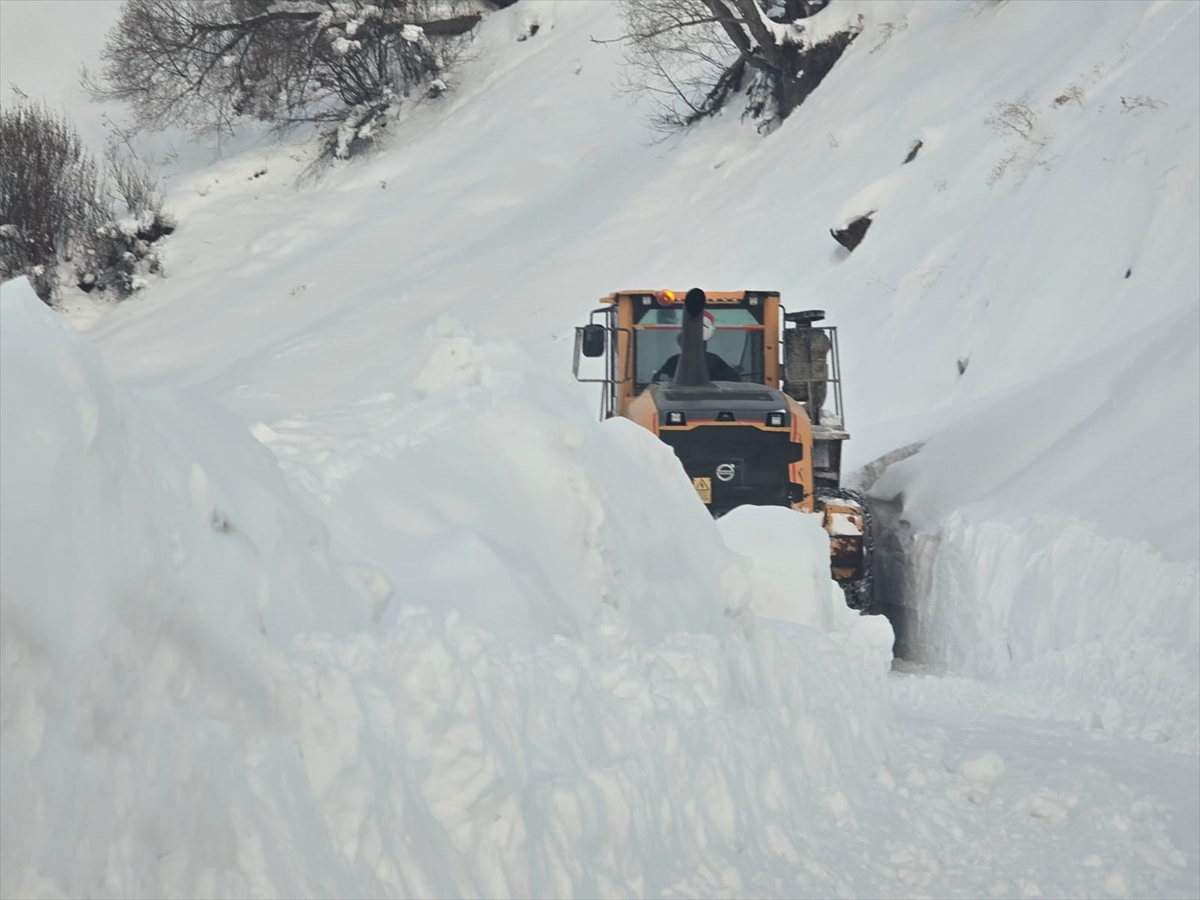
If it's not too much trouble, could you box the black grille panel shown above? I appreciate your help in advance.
[659,427,802,515]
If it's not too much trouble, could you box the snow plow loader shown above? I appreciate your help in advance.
[572,287,875,612]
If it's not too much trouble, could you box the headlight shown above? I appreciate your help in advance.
[766,411,786,427]
[666,411,686,425]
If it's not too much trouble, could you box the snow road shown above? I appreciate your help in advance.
[891,685,1199,899]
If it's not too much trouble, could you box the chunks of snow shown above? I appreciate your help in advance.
[716,504,887,654]
[412,315,517,399]
[958,751,1006,784]
[829,510,862,536]
[1028,793,1069,823]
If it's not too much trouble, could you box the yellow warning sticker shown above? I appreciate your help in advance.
[693,477,712,504]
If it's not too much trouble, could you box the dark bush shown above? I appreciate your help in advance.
[0,102,105,302]
[1,99,174,304]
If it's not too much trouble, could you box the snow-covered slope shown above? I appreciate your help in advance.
[2,0,1198,897]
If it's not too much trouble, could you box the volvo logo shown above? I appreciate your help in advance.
[715,463,736,483]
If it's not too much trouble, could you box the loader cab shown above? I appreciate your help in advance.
[573,289,850,488]
[574,290,781,417]
[638,306,766,387]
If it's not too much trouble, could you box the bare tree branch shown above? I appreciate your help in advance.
[86,0,484,158]
[614,0,858,134]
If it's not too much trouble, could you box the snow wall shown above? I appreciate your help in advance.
[1,278,896,898]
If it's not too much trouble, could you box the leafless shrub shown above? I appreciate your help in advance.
[986,148,1018,185]
[105,144,164,219]
[613,0,747,135]
[84,0,484,160]
[1051,84,1084,109]
[1,97,176,305]
[1120,94,1167,114]
[612,0,862,136]
[971,0,1011,14]
[82,131,175,300]
[985,94,1042,144]
[869,16,907,55]
[0,101,106,302]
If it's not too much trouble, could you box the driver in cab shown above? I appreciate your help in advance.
[652,310,741,382]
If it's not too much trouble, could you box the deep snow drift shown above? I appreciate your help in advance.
[3,277,901,898]
[2,0,1198,897]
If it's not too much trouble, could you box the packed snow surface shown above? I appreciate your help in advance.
[2,0,1198,897]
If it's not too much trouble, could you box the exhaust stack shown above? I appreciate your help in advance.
[673,288,710,387]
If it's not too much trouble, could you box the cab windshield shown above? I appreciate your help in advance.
[633,307,765,388]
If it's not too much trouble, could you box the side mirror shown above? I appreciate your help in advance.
[579,324,606,358]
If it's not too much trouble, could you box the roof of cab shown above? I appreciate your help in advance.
[600,289,780,304]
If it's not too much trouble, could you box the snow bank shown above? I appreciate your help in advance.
[1,275,371,896]
[274,598,896,899]
[900,511,1200,751]
[0,277,376,640]
[1,287,897,898]
[716,504,888,642]
[285,313,759,651]
[872,301,1200,749]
